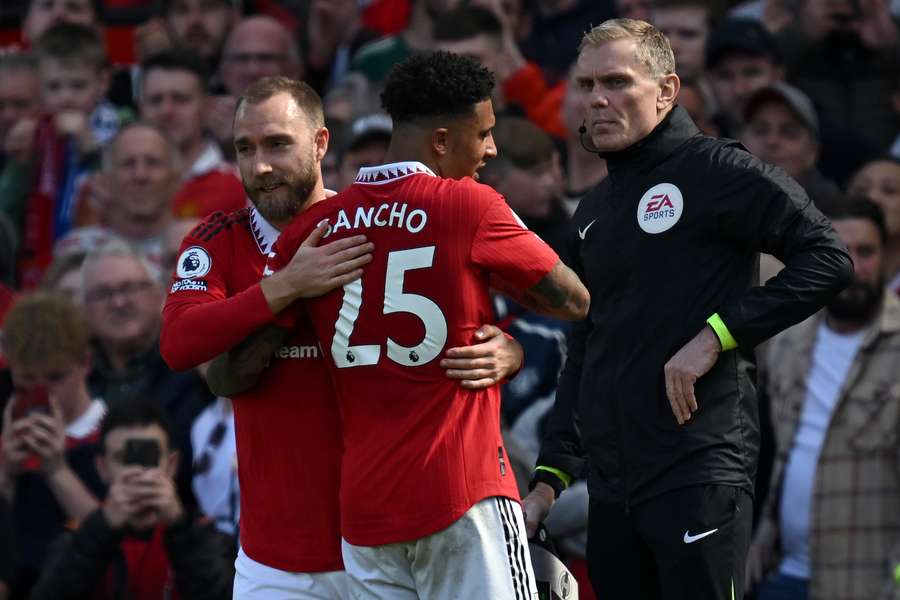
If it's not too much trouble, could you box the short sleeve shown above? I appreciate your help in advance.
[470,195,559,289]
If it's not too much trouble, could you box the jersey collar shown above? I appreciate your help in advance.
[355,161,435,185]
[249,207,280,255]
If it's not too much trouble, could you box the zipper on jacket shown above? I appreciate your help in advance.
[498,447,506,476]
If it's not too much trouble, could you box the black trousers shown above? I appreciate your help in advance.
[587,485,753,600]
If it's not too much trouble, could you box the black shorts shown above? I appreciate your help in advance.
[587,485,753,600]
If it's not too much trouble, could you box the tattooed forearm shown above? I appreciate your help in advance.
[493,261,589,321]
[206,324,289,397]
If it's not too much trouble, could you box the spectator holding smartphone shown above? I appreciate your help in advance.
[0,291,106,596]
[31,400,234,600]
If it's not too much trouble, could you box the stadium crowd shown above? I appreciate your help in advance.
[0,0,897,598]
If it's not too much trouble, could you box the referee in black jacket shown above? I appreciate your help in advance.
[522,18,853,600]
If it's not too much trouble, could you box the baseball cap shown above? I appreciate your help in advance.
[346,113,392,152]
[743,82,820,139]
[706,18,781,71]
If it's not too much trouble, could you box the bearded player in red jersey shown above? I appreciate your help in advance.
[264,53,590,600]
[161,76,525,599]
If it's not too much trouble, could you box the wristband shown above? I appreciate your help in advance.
[529,466,570,499]
[706,313,737,351]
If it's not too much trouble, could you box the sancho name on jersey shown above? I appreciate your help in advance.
[267,162,559,546]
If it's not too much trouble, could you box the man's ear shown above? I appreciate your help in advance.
[431,127,450,157]
[658,73,680,112]
[315,126,330,162]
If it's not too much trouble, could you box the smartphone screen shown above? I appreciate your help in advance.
[122,438,161,468]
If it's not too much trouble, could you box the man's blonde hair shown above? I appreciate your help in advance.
[580,18,675,78]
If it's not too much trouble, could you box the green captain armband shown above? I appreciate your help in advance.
[529,466,571,499]
[535,466,572,487]
[707,313,738,351]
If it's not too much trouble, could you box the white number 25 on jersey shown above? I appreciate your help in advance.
[332,246,448,368]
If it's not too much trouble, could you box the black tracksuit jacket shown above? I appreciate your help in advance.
[537,107,853,508]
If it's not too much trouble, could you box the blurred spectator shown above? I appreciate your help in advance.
[707,17,879,185]
[81,240,211,507]
[34,22,120,144]
[558,67,607,215]
[740,83,839,199]
[139,51,247,219]
[0,53,40,172]
[4,23,129,289]
[479,115,568,257]
[219,16,302,97]
[21,0,96,45]
[305,0,381,91]
[706,17,784,137]
[206,16,304,153]
[351,0,466,85]
[163,0,239,75]
[434,4,567,138]
[847,158,900,294]
[336,113,392,191]
[39,250,87,300]
[519,0,616,84]
[71,122,197,269]
[677,76,720,136]
[746,197,900,600]
[728,0,796,32]
[495,292,569,430]
[776,0,900,149]
[0,292,106,597]
[616,0,652,21]
[322,71,380,128]
[650,0,720,81]
[190,396,238,536]
[20,0,138,111]
[31,399,234,600]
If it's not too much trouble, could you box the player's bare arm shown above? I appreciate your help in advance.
[493,261,590,321]
[440,324,524,389]
[205,324,290,397]
[260,223,375,314]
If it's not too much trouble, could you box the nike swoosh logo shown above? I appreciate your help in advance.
[578,219,597,240]
[683,528,718,544]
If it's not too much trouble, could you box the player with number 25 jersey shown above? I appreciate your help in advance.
[268,162,559,545]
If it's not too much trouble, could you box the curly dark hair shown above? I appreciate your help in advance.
[380,51,495,125]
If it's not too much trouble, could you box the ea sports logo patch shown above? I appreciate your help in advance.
[176,246,212,278]
[637,183,683,234]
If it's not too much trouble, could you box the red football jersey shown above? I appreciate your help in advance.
[269,162,559,546]
[161,207,343,572]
